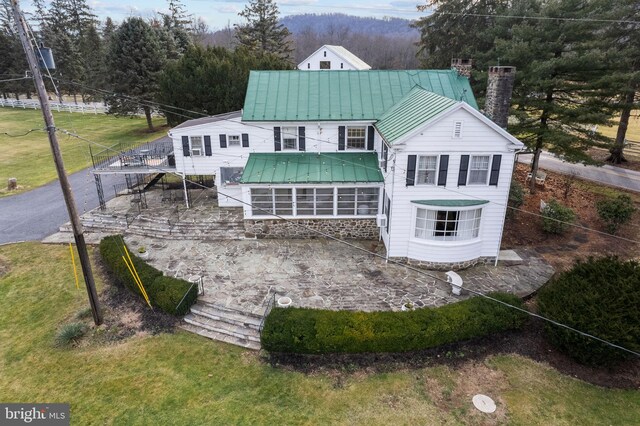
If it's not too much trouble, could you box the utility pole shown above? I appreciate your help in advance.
[10,0,103,325]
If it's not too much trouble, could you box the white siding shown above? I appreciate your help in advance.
[298,49,357,70]
[381,108,517,263]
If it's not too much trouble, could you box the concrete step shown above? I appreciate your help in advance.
[183,313,261,345]
[190,303,261,331]
[197,299,265,320]
[180,322,261,351]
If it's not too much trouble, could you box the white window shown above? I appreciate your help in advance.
[416,156,438,185]
[453,121,463,138]
[228,135,240,146]
[337,188,378,216]
[282,127,298,150]
[220,167,243,185]
[414,208,482,242]
[250,188,293,215]
[190,136,203,156]
[346,126,366,149]
[296,188,334,216]
[468,155,490,184]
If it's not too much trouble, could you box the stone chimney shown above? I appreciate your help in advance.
[485,66,516,129]
[451,59,473,78]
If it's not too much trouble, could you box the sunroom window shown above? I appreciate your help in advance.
[414,207,482,241]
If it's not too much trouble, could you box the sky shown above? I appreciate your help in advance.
[21,0,427,30]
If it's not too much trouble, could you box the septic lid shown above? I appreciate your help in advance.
[472,394,496,413]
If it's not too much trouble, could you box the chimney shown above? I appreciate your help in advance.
[485,66,516,129]
[451,58,473,78]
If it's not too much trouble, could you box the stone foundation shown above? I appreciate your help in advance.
[244,218,379,240]
[391,256,496,271]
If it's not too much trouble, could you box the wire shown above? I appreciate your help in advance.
[0,77,31,83]
[53,78,640,247]
[0,128,43,137]
[420,10,640,26]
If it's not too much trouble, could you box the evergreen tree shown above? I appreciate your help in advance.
[0,3,30,100]
[106,17,165,130]
[157,45,292,126]
[235,0,292,62]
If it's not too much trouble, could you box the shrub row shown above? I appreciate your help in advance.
[538,256,640,366]
[261,292,528,354]
[99,235,197,315]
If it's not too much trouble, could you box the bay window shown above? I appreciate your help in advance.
[414,207,482,242]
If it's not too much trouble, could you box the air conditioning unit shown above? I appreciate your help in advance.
[376,214,387,228]
[378,159,386,170]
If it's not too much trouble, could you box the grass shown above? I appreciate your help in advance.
[0,108,166,197]
[598,110,640,142]
[0,243,638,424]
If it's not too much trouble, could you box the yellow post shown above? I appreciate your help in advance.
[123,245,151,305]
[122,255,152,308]
[69,243,79,289]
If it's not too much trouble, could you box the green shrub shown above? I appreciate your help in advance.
[537,257,640,366]
[99,236,196,315]
[596,195,636,234]
[541,199,575,234]
[506,180,525,219]
[56,322,87,347]
[261,293,528,354]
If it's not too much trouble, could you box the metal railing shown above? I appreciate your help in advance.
[91,139,174,170]
[259,287,277,334]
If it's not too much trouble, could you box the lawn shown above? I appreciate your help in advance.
[598,110,640,141]
[0,243,638,425]
[0,108,166,197]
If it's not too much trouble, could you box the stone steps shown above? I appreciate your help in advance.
[181,302,263,350]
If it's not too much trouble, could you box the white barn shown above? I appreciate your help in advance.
[297,45,371,70]
[168,69,522,269]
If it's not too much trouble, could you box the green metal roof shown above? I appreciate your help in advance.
[240,152,384,184]
[375,88,458,144]
[242,70,477,122]
[411,200,489,207]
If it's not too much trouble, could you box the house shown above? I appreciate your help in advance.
[168,67,522,269]
[297,45,371,70]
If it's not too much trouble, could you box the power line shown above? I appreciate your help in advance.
[0,77,31,83]
[54,78,640,247]
[421,10,640,26]
[58,127,640,359]
[0,128,42,137]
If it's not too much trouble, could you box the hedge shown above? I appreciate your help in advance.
[538,256,640,366]
[261,292,528,354]
[99,235,197,315]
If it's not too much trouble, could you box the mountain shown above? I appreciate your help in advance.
[280,13,419,38]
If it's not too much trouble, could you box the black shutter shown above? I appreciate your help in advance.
[385,196,391,233]
[437,155,449,186]
[274,127,281,151]
[458,155,469,186]
[181,136,190,156]
[338,126,345,150]
[241,133,249,147]
[406,155,417,186]
[367,126,375,150]
[298,126,305,151]
[489,155,502,186]
[219,134,227,148]
[383,143,388,172]
[204,135,212,156]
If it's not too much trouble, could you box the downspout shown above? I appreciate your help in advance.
[494,146,519,266]
[177,136,190,209]
[386,152,396,262]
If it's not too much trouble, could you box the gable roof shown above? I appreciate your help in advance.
[242,70,477,122]
[240,152,383,184]
[172,111,242,130]
[297,45,371,70]
[375,87,458,144]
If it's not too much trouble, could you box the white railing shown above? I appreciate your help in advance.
[0,97,107,114]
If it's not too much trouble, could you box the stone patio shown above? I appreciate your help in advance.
[124,235,555,316]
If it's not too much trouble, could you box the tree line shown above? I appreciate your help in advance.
[1,0,291,130]
[414,0,639,174]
